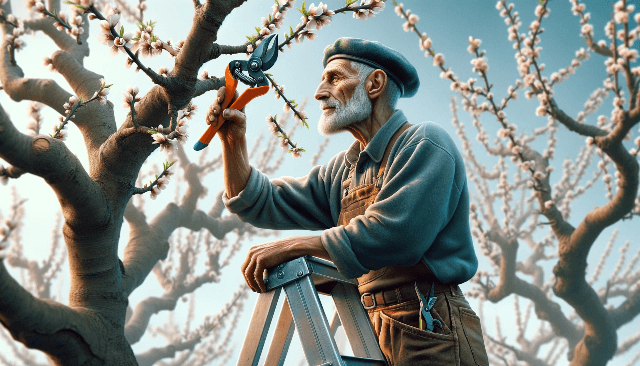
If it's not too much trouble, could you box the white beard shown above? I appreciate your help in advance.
[318,81,372,135]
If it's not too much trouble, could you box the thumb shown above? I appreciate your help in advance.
[223,108,246,124]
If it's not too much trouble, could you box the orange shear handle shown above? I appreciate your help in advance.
[194,65,269,151]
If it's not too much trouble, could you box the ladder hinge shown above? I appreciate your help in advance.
[265,257,311,291]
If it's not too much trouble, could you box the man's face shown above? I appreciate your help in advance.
[314,59,372,135]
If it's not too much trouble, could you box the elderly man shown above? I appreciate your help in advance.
[212,38,489,365]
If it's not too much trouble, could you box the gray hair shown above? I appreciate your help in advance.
[350,61,401,109]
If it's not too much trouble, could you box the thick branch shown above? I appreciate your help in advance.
[22,17,89,62]
[548,98,608,138]
[205,43,247,62]
[0,260,105,363]
[0,163,25,180]
[514,278,582,346]
[125,295,176,344]
[193,76,225,98]
[121,161,246,296]
[122,201,170,296]
[51,51,118,166]
[126,271,218,344]
[135,337,200,366]
[173,0,247,79]
[609,285,640,329]
[0,49,70,111]
[486,334,548,366]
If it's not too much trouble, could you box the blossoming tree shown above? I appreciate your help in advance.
[0,0,385,364]
[394,0,640,365]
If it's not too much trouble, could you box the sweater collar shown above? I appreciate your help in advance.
[344,109,408,168]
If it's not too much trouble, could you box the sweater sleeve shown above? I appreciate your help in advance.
[223,154,346,231]
[321,137,465,279]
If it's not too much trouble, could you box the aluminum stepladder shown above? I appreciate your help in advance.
[237,256,387,366]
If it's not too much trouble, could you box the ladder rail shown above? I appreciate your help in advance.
[283,274,344,366]
[331,283,385,361]
[237,256,387,366]
[236,287,282,366]
[263,298,295,366]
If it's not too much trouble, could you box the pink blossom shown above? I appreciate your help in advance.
[534,5,550,18]
[174,131,188,144]
[581,23,593,36]
[571,2,586,15]
[535,106,547,116]
[471,57,488,73]
[294,111,307,123]
[394,3,404,15]
[150,186,160,200]
[432,53,444,67]
[156,177,169,190]
[33,1,45,12]
[467,36,481,54]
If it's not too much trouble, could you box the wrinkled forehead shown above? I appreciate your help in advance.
[321,58,358,78]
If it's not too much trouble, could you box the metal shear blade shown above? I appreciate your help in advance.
[415,282,443,332]
[230,34,279,87]
[193,34,279,151]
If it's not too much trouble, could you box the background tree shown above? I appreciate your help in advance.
[0,0,376,363]
[391,0,640,365]
[1,0,640,365]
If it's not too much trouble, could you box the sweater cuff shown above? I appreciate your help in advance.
[222,166,260,213]
[321,226,369,279]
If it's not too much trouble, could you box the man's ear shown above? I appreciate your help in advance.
[365,69,387,100]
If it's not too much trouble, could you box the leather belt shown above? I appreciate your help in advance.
[360,281,461,310]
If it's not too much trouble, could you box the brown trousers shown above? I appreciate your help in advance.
[365,285,488,366]
[337,123,489,365]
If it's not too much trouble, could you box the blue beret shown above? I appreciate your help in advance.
[322,37,419,98]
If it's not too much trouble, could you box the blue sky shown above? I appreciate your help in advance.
[1,0,639,365]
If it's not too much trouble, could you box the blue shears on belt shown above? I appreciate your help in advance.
[415,282,443,332]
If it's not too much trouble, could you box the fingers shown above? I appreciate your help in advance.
[243,258,265,293]
[242,248,262,293]
[255,261,267,293]
[216,87,226,105]
[222,108,247,127]
[243,259,259,292]
[207,87,245,127]
[206,88,225,126]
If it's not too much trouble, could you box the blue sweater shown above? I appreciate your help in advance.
[223,110,478,284]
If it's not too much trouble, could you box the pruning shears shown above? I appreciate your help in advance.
[194,34,279,151]
[414,282,443,332]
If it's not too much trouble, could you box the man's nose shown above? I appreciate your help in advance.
[314,82,330,101]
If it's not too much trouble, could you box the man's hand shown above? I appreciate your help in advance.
[211,86,252,199]
[208,86,247,145]
[241,235,332,293]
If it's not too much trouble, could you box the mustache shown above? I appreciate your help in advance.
[320,99,340,109]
